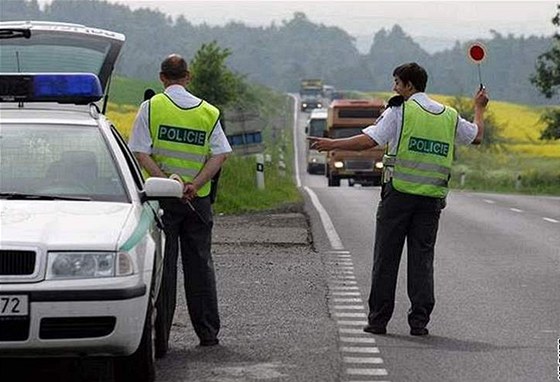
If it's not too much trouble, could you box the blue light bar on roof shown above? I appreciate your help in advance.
[0,73,103,104]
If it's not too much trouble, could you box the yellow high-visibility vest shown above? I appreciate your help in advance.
[149,93,220,197]
[390,100,458,198]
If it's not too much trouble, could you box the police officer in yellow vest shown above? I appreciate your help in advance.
[308,62,488,336]
[129,54,232,348]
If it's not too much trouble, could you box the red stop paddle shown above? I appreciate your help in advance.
[468,42,487,90]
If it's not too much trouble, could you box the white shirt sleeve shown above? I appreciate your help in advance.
[210,121,233,155]
[128,101,152,154]
[456,117,478,145]
[362,107,400,147]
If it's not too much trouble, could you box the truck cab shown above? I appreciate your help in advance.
[325,99,386,187]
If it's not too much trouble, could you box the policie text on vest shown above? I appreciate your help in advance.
[158,125,207,146]
[408,137,450,157]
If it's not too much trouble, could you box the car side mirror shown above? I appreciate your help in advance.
[144,177,182,199]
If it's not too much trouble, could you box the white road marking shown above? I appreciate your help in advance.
[341,347,380,354]
[334,298,363,303]
[343,356,383,364]
[331,280,358,284]
[304,186,344,249]
[340,337,377,344]
[483,199,495,204]
[510,208,523,213]
[346,368,388,376]
[339,328,365,334]
[327,250,350,254]
[334,305,365,310]
[331,286,359,289]
[543,217,559,223]
[335,312,367,318]
[333,292,361,296]
[337,320,368,326]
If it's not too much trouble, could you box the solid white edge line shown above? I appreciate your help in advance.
[304,186,344,249]
[287,95,344,250]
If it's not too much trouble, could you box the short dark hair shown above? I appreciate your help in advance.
[160,54,188,80]
[393,62,428,92]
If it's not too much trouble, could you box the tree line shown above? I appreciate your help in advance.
[1,0,556,107]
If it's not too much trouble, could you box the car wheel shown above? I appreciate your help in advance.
[154,284,171,358]
[113,299,156,382]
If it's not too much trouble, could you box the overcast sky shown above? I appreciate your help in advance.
[40,0,559,52]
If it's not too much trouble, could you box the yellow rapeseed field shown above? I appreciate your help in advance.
[432,95,560,158]
[106,103,137,141]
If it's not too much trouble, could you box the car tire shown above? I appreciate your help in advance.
[154,285,170,359]
[113,299,156,382]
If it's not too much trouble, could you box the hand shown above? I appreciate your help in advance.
[183,182,198,201]
[307,137,333,152]
[474,87,489,109]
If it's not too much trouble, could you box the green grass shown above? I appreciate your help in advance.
[451,147,560,195]
[213,155,302,214]
[108,76,162,106]
[214,91,302,214]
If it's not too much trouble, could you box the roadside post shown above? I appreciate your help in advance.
[256,153,265,190]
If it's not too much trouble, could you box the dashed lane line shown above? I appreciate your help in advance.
[343,356,383,364]
[327,252,391,382]
[543,217,559,223]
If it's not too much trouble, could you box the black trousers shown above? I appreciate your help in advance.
[158,196,220,342]
[367,182,444,329]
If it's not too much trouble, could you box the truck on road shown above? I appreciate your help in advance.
[299,79,324,112]
[325,99,386,187]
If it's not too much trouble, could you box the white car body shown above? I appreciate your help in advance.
[0,21,181,382]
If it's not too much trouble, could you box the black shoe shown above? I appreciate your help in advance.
[199,338,219,347]
[363,324,387,335]
[410,327,429,336]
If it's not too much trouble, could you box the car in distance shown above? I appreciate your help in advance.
[305,108,328,174]
[0,21,182,382]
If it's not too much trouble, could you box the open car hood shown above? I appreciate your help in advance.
[0,21,125,95]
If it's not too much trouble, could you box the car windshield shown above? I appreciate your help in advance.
[0,124,128,202]
[308,119,326,137]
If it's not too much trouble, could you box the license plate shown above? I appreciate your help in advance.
[0,295,28,317]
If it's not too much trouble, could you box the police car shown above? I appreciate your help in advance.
[0,21,181,382]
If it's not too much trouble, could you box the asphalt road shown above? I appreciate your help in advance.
[2,97,558,382]
[294,97,560,382]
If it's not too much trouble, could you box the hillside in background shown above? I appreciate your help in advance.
[1,0,556,105]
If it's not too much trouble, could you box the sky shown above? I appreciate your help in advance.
[39,0,558,53]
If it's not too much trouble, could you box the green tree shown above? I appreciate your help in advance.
[188,41,242,109]
[531,4,560,140]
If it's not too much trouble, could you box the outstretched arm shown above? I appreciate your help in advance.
[307,134,378,152]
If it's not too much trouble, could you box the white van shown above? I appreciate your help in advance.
[305,108,328,174]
